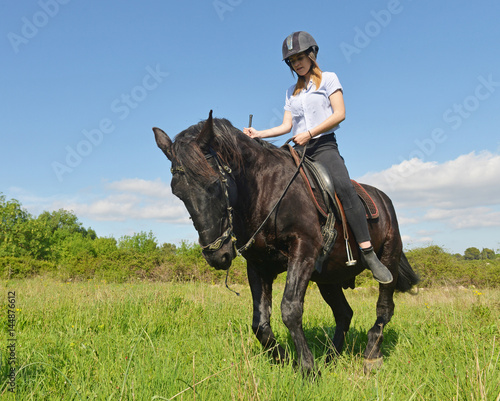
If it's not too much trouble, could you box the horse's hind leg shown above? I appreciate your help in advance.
[362,230,401,374]
[317,283,353,362]
[363,283,395,373]
[247,263,287,363]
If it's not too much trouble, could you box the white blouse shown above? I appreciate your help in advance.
[284,71,343,138]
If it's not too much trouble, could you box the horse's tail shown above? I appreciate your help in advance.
[395,252,420,292]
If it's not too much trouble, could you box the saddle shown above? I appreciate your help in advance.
[286,145,379,273]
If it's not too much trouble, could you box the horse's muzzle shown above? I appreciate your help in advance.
[202,240,236,270]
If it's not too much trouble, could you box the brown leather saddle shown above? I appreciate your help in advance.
[287,144,379,221]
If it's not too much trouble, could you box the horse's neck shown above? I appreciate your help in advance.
[234,144,293,213]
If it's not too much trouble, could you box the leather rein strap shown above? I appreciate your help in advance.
[286,144,328,219]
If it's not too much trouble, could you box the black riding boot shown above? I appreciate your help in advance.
[360,246,393,284]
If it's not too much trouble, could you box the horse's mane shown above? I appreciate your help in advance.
[172,117,288,180]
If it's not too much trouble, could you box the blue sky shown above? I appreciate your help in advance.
[2,0,500,254]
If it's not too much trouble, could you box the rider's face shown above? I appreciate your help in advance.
[289,52,312,76]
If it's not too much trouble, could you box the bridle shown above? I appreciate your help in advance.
[171,149,239,255]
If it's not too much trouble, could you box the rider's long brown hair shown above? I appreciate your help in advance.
[291,51,322,96]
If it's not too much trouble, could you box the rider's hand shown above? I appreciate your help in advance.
[292,131,311,146]
[243,127,259,138]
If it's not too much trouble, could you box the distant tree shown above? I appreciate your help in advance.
[464,247,481,260]
[0,194,37,257]
[0,194,29,225]
[37,209,95,238]
[93,237,118,256]
[481,248,495,260]
[0,195,98,261]
[118,231,158,254]
[161,242,177,255]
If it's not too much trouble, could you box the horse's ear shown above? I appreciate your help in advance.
[197,110,214,150]
[153,127,173,160]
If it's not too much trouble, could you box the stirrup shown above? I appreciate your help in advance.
[345,238,357,266]
[315,212,337,273]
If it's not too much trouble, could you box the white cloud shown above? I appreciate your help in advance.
[424,207,500,229]
[358,151,500,209]
[11,178,189,225]
[105,178,172,199]
[76,187,188,223]
[59,178,188,223]
[395,215,419,225]
[355,151,500,248]
[401,234,434,247]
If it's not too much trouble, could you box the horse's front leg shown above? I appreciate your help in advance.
[280,249,316,375]
[247,262,287,363]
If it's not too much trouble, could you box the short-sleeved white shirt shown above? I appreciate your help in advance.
[284,71,343,138]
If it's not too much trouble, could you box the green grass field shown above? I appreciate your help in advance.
[1,278,499,400]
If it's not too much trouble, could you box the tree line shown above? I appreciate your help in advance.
[1,194,499,287]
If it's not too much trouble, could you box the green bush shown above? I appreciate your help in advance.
[461,259,500,287]
[0,256,55,279]
[406,246,500,287]
[406,246,457,286]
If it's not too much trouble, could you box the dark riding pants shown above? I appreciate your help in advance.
[295,133,371,244]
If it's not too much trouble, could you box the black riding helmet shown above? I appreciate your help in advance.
[282,31,319,68]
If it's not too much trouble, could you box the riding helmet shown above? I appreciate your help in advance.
[282,31,319,63]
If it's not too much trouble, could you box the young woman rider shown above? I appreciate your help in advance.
[243,31,393,284]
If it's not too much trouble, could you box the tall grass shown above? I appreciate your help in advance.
[1,279,499,400]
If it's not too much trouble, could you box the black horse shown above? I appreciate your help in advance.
[153,111,419,374]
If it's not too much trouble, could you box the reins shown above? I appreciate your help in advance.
[222,139,308,296]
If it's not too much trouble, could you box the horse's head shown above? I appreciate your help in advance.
[153,111,238,270]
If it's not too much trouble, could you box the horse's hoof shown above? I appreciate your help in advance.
[325,349,341,365]
[272,354,289,366]
[301,367,321,380]
[363,357,383,374]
